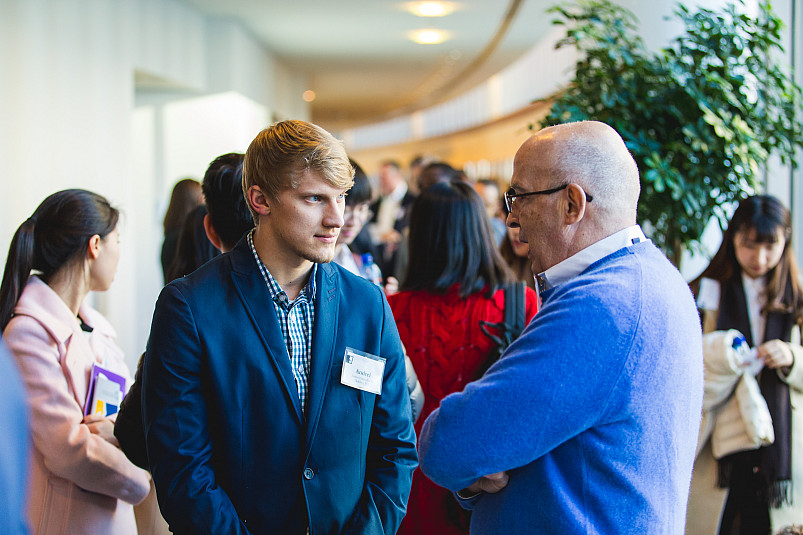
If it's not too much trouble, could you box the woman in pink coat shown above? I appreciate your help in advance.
[0,189,150,535]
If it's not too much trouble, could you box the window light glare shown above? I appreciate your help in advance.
[405,2,457,17]
[408,29,449,45]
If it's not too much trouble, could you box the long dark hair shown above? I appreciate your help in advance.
[402,181,513,298]
[0,189,119,330]
[693,194,803,322]
[166,205,219,283]
[163,178,201,232]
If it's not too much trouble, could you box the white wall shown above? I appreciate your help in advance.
[0,0,306,370]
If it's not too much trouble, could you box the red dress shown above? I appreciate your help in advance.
[388,285,538,535]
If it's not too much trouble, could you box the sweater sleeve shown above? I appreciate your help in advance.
[4,316,150,505]
[418,282,637,491]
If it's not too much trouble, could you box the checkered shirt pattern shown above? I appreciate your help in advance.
[248,230,316,414]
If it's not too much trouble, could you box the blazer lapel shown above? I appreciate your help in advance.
[229,241,304,424]
[304,263,339,449]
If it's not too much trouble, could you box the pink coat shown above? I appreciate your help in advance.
[3,276,150,535]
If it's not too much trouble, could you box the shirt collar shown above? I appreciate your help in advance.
[248,229,317,306]
[12,276,116,342]
[536,225,647,294]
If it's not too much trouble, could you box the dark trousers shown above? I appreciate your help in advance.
[718,454,771,535]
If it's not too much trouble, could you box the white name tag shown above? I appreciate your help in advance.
[340,347,386,395]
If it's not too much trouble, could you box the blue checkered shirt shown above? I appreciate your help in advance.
[248,230,316,414]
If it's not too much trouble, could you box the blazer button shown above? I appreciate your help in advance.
[303,468,314,480]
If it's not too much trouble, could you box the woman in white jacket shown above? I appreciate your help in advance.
[687,195,803,534]
[0,189,150,535]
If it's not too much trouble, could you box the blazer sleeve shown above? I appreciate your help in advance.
[4,316,150,505]
[343,290,418,534]
[142,284,248,535]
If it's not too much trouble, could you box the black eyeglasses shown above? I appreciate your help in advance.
[504,184,593,212]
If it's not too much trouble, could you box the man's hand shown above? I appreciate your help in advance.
[82,414,119,447]
[463,471,509,495]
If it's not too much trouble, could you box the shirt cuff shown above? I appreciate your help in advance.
[455,488,481,500]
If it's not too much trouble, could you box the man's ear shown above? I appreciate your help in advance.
[86,234,102,260]
[247,185,271,217]
[563,183,588,224]
[203,214,223,252]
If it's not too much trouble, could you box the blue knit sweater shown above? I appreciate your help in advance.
[418,241,703,534]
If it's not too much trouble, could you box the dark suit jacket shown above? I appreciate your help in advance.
[142,239,417,535]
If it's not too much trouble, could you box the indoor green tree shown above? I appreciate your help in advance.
[539,0,803,265]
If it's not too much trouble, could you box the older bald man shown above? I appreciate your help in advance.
[418,121,703,534]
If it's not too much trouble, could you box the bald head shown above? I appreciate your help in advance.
[521,121,640,227]
[507,121,641,273]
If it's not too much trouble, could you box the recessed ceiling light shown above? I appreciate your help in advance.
[302,90,316,102]
[404,2,458,17]
[408,29,450,45]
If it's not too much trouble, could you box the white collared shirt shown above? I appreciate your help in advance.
[536,225,648,294]
[372,183,408,239]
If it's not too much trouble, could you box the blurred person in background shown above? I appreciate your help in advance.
[165,204,219,283]
[417,161,460,191]
[499,202,536,291]
[688,194,803,534]
[199,153,254,253]
[369,159,416,275]
[333,160,381,279]
[160,178,203,282]
[388,180,538,535]
[474,179,506,246]
[0,189,149,535]
[407,154,431,196]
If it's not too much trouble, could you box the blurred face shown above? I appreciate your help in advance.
[89,226,120,292]
[506,225,529,258]
[734,227,786,279]
[267,169,346,265]
[337,202,372,246]
[379,164,401,195]
[474,182,501,218]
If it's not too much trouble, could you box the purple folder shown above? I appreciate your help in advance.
[83,363,127,417]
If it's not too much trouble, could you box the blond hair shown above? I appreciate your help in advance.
[242,120,354,219]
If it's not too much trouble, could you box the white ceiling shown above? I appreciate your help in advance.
[178,0,555,131]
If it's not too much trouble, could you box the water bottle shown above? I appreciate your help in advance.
[732,333,761,374]
[360,253,383,286]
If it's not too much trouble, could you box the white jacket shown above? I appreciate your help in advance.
[697,329,774,460]
[686,311,803,534]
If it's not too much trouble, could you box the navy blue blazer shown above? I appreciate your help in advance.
[142,238,417,534]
